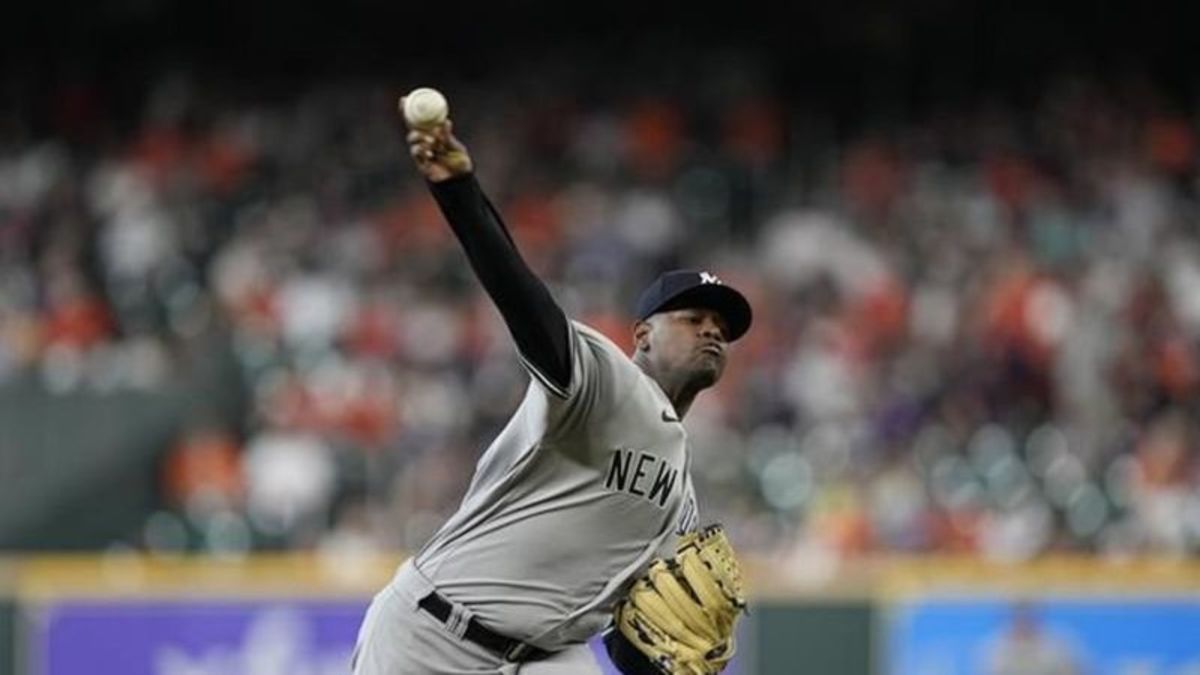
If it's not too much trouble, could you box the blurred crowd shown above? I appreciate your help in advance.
[2,62,1199,563]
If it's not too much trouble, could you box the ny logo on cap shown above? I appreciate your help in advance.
[699,271,722,285]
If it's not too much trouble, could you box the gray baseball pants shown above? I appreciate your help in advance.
[352,560,604,674]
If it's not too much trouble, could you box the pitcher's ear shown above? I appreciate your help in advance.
[633,320,652,351]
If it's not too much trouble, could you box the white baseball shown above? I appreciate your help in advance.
[403,87,449,128]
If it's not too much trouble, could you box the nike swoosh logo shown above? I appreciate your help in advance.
[661,410,680,423]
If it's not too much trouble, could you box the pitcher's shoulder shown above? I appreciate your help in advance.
[570,320,633,362]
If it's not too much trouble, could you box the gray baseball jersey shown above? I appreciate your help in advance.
[411,319,700,650]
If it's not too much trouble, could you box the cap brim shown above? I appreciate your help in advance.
[654,283,753,341]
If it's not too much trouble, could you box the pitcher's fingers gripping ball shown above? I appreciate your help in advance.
[398,87,472,180]
[402,86,449,129]
[606,524,747,674]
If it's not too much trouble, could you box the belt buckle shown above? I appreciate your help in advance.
[504,642,532,662]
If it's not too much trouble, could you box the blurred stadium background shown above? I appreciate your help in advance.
[3,1,1200,673]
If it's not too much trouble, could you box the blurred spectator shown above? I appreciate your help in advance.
[162,422,244,520]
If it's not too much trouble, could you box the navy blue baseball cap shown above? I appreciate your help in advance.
[634,269,753,341]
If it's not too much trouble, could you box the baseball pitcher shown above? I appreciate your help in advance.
[350,92,753,674]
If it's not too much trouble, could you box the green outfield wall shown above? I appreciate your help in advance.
[751,602,873,675]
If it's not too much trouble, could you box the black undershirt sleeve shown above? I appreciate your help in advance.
[427,174,571,393]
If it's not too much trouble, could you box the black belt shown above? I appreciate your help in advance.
[417,591,552,663]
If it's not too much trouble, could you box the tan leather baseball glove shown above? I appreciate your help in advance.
[607,524,747,674]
